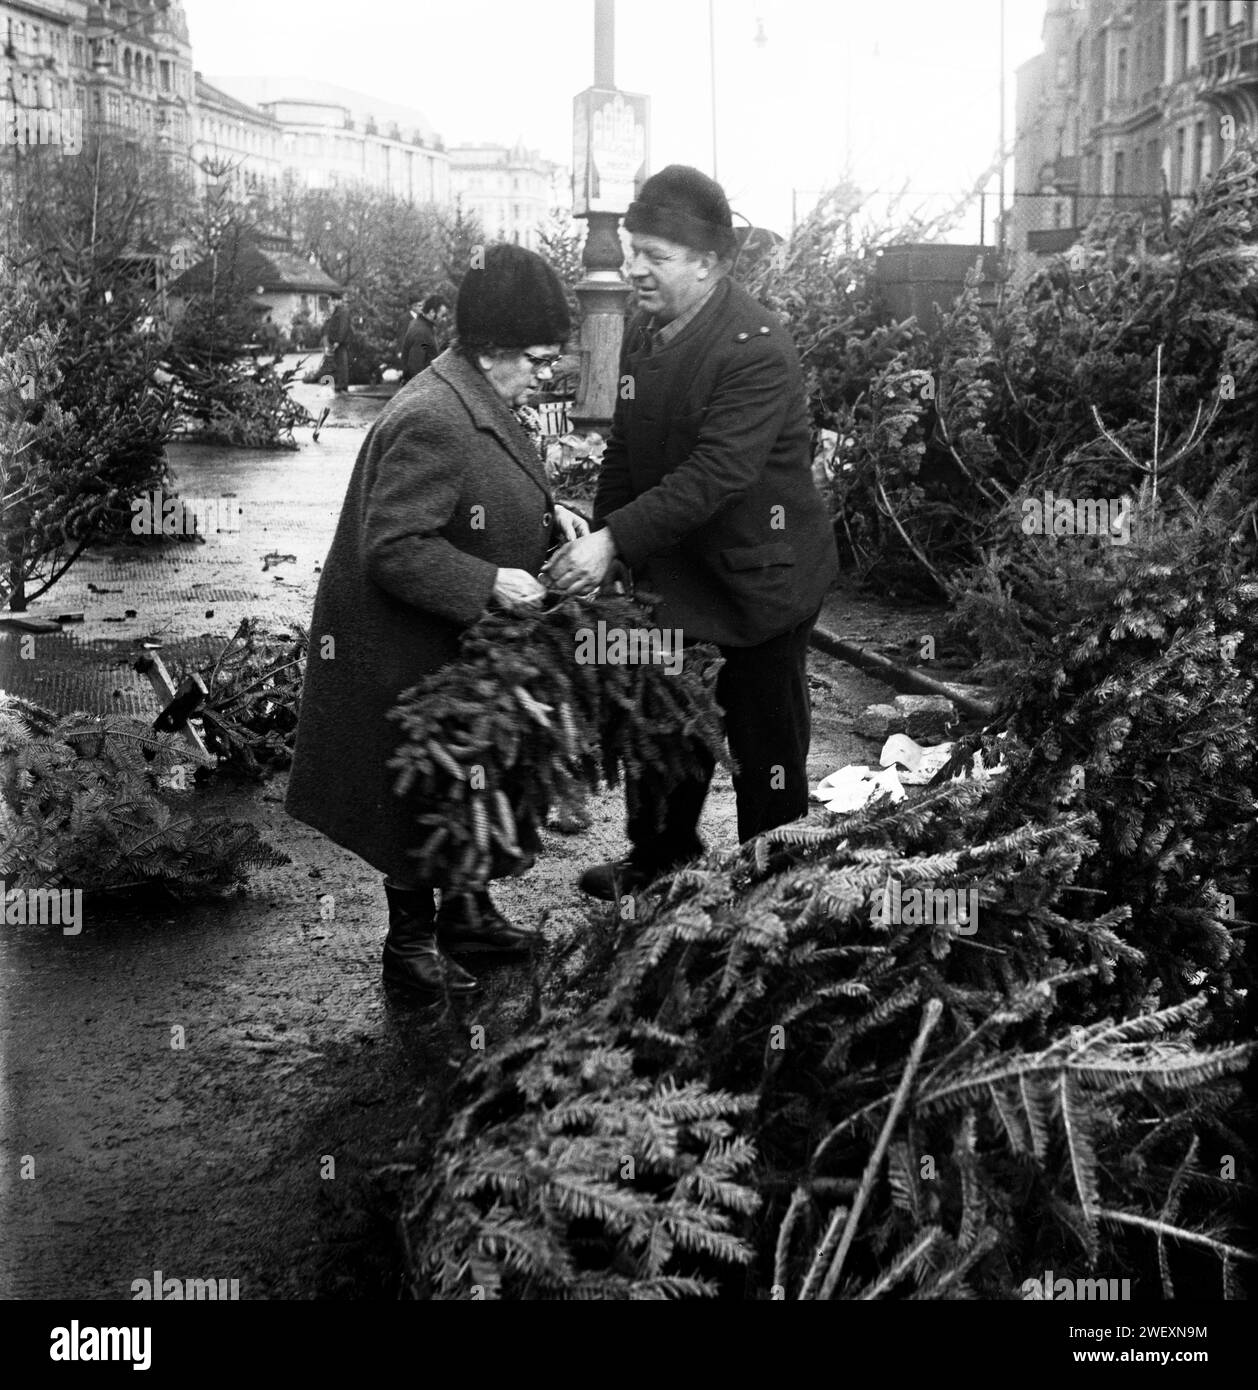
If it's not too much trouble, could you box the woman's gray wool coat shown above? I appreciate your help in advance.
[285,348,559,882]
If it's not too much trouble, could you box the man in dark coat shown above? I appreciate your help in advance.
[545,165,839,898]
[322,293,353,393]
[400,294,449,383]
[288,246,581,994]
[394,292,423,365]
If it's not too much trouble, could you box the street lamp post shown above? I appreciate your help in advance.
[998,0,1007,255]
[709,0,718,180]
[569,0,634,436]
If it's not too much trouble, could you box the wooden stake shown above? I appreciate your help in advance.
[133,653,210,759]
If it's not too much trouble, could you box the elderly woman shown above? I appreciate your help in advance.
[286,245,585,997]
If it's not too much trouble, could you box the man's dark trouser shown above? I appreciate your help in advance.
[626,607,818,873]
[332,343,349,392]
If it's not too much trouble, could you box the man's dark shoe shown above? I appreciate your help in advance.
[383,884,480,995]
[577,858,656,901]
[436,889,536,955]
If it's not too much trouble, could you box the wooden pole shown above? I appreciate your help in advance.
[809,623,995,721]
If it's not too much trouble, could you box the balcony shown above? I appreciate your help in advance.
[1198,36,1258,92]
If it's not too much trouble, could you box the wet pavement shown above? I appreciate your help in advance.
[0,388,926,1299]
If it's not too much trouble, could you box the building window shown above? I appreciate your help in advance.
[1195,118,1206,182]
[1114,150,1125,195]
[1176,125,1187,190]
[1178,8,1190,73]
[1117,46,1128,98]
[160,60,170,92]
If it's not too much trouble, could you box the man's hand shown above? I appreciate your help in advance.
[552,505,591,544]
[541,528,618,597]
[492,567,547,611]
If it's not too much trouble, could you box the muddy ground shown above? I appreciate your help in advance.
[0,383,961,1300]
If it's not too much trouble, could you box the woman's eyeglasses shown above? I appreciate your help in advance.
[522,351,561,374]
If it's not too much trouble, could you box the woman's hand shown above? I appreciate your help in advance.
[541,528,618,596]
[491,567,547,611]
[553,505,590,544]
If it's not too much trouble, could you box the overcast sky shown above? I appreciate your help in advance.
[182,0,1047,240]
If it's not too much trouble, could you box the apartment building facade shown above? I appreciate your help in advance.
[1,7,450,206]
[209,76,449,207]
[1014,0,1258,252]
[1,0,195,149]
[448,141,563,249]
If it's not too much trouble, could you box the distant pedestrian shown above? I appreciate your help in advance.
[401,294,450,383]
[322,292,353,393]
[395,291,422,364]
[258,315,282,356]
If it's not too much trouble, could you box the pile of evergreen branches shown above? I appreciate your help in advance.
[180,618,308,778]
[0,695,288,900]
[951,480,1257,1034]
[752,142,1258,601]
[394,548,1255,1299]
[398,780,1252,1299]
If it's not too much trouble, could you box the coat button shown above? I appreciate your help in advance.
[759,325,771,334]
[542,511,553,527]
[736,331,749,341]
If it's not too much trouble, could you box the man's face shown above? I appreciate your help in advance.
[627,234,713,325]
[410,301,423,317]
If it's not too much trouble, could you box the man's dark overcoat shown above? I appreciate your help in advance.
[286,349,558,880]
[595,275,838,648]
[400,314,440,382]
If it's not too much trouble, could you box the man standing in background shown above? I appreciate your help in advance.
[395,290,424,368]
[322,290,354,394]
[401,294,450,384]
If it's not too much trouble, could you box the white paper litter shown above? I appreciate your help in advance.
[813,763,907,812]
[812,735,1007,810]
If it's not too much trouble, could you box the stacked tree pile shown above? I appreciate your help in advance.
[392,506,1255,1299]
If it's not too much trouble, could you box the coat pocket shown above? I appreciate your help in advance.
[721,541,797,572]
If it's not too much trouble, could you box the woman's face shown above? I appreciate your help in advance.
[479,345,563,407]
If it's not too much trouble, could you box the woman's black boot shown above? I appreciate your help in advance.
[436,888,537,955]
[383,883,480,995]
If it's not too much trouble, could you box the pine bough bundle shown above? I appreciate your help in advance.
[0,695,289,898]
[389,594,725,890]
